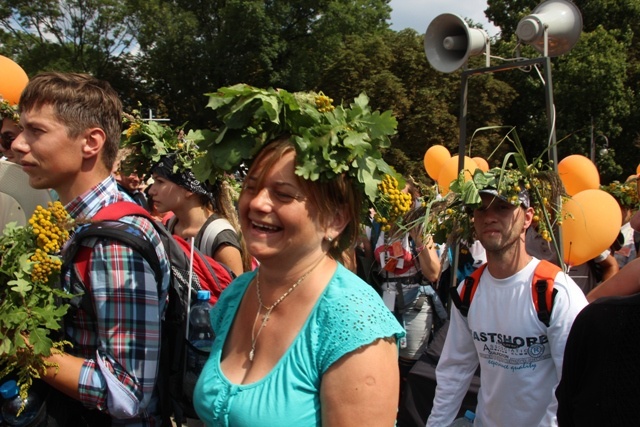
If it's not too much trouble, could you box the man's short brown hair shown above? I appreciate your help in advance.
[19,72,122,170]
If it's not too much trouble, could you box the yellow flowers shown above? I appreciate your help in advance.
[125,121,141,138]
[373,174,412,231]
[26,202,71,284]
[540,229,550,242]
[30,203,70,253]
[601,180,639,209]
[0,201,75,402]
[29,249,62,284]
[314,93,335,113]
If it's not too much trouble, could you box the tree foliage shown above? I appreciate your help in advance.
[0,0,137,77]
[484,0,639,182]
[128,0,394,127]
[1,0,639,183]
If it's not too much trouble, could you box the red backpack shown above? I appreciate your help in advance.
[62,201,234,424]
[69,201,233,302]
[450,260,562,327]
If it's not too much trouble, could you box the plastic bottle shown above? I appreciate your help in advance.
[183,290,215,400]
[0,380,47,427]
[449,410,476,426]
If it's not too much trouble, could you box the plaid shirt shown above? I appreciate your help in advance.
[63,176,170,426]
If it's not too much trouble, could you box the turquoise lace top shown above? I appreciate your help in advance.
[193,263,405,426]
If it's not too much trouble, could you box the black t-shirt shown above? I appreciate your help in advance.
[556,292,640,426]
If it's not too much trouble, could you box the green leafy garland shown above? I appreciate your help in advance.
[419,130,566,267]
[119,110,212,179]
[601,179,639,210]
[193,84,399,207]
[0,97,19,123]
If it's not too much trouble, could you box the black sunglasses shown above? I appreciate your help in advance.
[0,133,16,151]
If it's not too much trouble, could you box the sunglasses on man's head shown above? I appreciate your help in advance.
[0,133,16,151]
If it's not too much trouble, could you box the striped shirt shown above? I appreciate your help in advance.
[63,176,170,426]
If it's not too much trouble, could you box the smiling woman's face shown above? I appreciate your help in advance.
[238,150,327,264]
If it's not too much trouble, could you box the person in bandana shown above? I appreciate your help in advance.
[147,154,248,276]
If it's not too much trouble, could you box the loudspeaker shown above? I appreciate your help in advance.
[516,0,583,56]
[424,13,489,73]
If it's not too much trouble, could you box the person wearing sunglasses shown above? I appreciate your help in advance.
[0,98,21,163]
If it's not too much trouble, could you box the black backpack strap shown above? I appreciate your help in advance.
[450,275,475,317]
[63,221,162,318]
[81,221,160,275]
[370,221,382,250]
[535,279,558,327]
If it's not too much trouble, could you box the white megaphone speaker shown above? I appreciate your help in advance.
[424,13,489,73]
[516,0,583,56]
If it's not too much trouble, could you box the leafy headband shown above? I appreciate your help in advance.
[0,98,19,123]
[119,110,209,180]
[421,150,565,255]
[601,179,639,210]
[192,84,399,206]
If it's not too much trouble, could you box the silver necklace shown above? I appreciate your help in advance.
[249,259,323,362]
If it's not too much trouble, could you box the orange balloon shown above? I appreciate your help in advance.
[0,55,28,105]
[472,157,489,172]
[438,155,479,195]
[561,189,622,267]
[423,145,451,181]
[557,154,600,196]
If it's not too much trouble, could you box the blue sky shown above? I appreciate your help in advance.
[388,0,500,36]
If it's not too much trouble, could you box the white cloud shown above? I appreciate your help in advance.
[388,0,500,36]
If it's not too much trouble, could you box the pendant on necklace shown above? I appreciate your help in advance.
[249,348,255,362]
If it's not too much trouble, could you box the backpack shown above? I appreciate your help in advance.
[355,221,383,294]
[62,201,235,424]
[450,260,561,327]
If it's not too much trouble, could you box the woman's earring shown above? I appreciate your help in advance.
[325,236,334,242]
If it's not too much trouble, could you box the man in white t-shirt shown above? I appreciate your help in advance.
[426,187,588,427]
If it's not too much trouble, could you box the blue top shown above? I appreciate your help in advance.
[193,263,405,426]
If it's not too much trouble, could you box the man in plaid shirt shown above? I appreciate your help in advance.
[12,72,170,426]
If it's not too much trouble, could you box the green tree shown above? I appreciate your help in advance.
[131,0,394,127]
[318,29,517,186]
[0,0,137,79]
[485,0,640,180]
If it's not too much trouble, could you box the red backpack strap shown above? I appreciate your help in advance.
[74,201,154,287]
[531,260,562,327]
[450,263,487,317]
[93,201,152,222]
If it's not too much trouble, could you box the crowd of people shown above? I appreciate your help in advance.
[1,70,640,427]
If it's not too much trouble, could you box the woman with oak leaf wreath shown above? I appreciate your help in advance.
[190,85,405,426]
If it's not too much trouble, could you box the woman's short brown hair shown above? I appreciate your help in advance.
[244,137,362,260]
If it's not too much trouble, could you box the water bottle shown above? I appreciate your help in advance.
[184,290,215,400]
[0,381,47,427]
[449,410,475,426]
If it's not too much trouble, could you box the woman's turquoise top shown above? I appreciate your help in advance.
[193,263,405,426]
